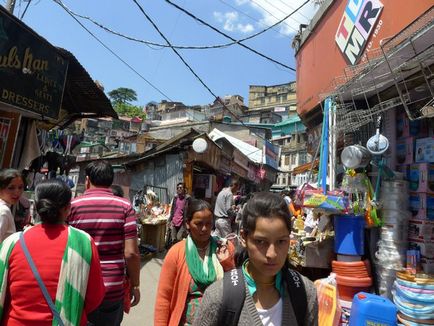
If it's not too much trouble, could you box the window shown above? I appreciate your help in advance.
[299,151,307,165]
[282,177,286,185]
[284,156,290,165]
[260,98,265,105]
[291,154,296,165]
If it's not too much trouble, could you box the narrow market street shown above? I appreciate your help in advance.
[122,253,164,325]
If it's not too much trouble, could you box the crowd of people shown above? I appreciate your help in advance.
[0,162,317,326]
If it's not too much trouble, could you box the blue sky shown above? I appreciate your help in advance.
[14,0,317,107]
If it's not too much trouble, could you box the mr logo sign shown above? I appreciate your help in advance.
[335,0,384,65]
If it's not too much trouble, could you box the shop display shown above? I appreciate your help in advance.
[415,137,434,163]
[349,292,397,325]
[393,271,434,324]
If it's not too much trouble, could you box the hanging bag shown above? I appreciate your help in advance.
[19,232,65,326]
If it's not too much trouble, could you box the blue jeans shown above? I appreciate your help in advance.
[87,300,124,326]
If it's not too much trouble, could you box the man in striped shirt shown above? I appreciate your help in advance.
[68,161,140,326]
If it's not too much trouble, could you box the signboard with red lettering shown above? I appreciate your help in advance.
[335,0,384,65]
[0,6,68,119]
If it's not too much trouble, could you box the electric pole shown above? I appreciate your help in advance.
[6,0,16,14]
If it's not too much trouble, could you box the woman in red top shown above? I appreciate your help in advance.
[0,179,105,326]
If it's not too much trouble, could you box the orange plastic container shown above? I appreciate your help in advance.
[335,275,372,301]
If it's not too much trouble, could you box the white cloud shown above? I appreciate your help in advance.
[240,0,318,36]
[213,11,256,34]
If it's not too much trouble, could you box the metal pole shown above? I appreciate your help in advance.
[6,0,16,13]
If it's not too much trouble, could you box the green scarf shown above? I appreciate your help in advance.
[0,226,92,326]
[242,259,283,296]
[185,235,218,288]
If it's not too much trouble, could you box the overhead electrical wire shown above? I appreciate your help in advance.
[52,0,174,102]
[131,0,270,143]
[164,0,311,72]
[20,0,32,19]
[249,0,298,32]
[53,0,308,51]
[277,0,311,20]
[260,0,305,26]
[217,0,290,38]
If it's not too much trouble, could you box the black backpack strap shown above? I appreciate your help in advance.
[218,268,246,326]
[283,268,307,326]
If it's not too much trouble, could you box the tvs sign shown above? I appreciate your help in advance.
[335,0,383,65]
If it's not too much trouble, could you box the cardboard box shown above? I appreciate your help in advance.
[415,137,434,163]
[409,192,434,220]
[408,219,434,241]
[409,238,434,259]
[395,164,410,181]
[396,137,414,165]
[421,257,434,274]
[396,111,428,138]
[408,163,434,194]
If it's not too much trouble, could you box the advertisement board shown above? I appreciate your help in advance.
[0,6,68,119]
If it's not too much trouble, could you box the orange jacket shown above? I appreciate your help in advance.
[154,239,235,326]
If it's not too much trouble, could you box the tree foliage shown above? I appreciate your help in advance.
[108,87,146,119]
[114,103,146,119]
[108,87,138,105]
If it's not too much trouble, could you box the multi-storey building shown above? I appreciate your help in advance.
[247,82,297,123]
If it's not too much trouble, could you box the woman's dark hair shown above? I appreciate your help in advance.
[111,184,124,197]
[85,160,114,187]
[0,169,22,190]
[186,199,212,223]
[236,192,292,266]
[35,179,72,224]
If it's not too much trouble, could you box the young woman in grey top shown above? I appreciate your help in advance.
[193,192,318,326]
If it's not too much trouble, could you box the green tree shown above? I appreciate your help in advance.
[108,87,146,119]
[108,87,138,105]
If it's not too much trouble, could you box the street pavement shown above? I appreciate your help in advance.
[122,252,165,325]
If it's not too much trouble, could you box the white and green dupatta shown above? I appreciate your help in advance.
[0,226,92,326]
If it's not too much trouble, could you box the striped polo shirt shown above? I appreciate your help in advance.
[68,188,137,302]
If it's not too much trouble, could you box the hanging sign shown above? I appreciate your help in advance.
[0,6,68,119]
[335,0,384,65]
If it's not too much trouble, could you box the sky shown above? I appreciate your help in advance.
[12,0,318,107]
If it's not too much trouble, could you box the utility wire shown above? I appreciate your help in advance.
[20,0,31,19]
[52,0,173,102]
[277,0,311,20]
[261,0,305,26]
[132,0,270,143]
[217,0,289,38]
[54,0,306,51]
[249,0,298,32]
[164,0,310,72]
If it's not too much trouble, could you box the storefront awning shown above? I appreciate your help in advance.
[291,159,319,175]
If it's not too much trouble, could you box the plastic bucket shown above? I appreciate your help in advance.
[334,215,365,255]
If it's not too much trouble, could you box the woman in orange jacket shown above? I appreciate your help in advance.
[154,199,235,326]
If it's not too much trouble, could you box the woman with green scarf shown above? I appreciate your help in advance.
[155,199,235,326]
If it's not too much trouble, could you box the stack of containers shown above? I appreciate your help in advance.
[396,111,434,275]
[377,179,411,299]
[407,162,434,275]
[334,214,372,324]
[393,271,434,325]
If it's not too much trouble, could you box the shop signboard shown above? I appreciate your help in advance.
[307,123,322,155]
[335,0,384,65]
[247,163,256,182]
[219,155,231,174]
[263,140,279,170]
[233,149,249,171]
[231,161,248,179]
[0,7,68,119]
